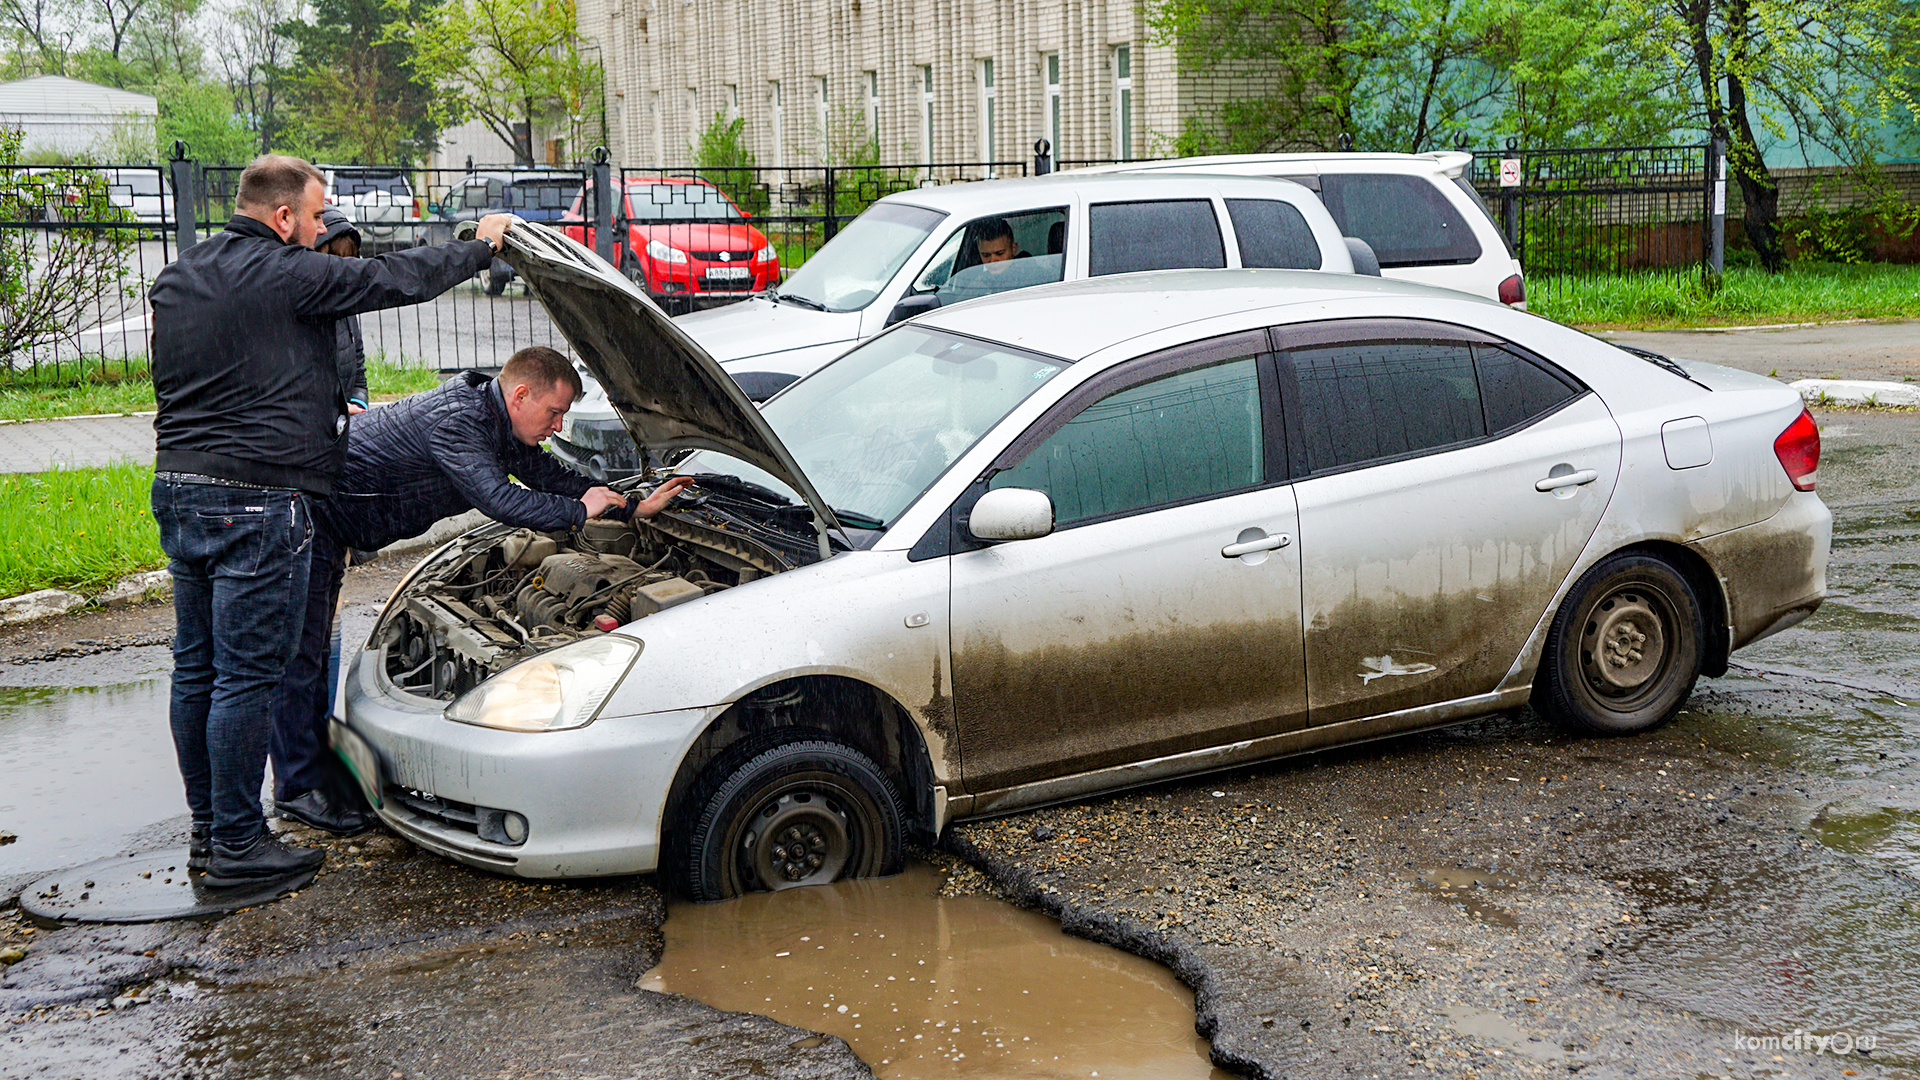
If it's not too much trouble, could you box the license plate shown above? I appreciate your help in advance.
[705,266,750,281]
[331,722,385,809]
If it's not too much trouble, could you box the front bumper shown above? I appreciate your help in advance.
[335,646,709,878]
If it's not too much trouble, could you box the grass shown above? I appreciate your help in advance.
[0,356,440,423]
[0,462,165,597]
[1533,262,1920,330]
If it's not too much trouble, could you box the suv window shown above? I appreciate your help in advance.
[1089,199,1226,276]
[992,355,1263,526]
[333,172,410,197]
[911,208,1068,295]
[1317,174,1481,267]
[1226,198,1322,269]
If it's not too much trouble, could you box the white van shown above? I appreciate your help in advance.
[553,171,1368,477]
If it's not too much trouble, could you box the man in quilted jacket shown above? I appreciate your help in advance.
[269,346,691,834]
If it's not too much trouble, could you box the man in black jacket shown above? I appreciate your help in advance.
[270,346,691,833]
[149,154,511,889]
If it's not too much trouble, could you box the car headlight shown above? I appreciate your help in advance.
[445,635,641,732]
[646,239,689,264]
[754,243,776,262]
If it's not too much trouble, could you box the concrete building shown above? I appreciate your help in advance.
[574,0,1248,170]
[0,75,157,161]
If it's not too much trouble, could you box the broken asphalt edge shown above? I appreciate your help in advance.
[1788,378,1920,409]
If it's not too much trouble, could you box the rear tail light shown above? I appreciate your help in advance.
[1773,408,1820,491]
[1498,274,1525,305]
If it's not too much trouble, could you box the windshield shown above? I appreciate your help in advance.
[683,326,1065,526]
[775,202,946,311]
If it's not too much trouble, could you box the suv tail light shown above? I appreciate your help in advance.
[1773,408,1819,491]
[1498,274,1525,305]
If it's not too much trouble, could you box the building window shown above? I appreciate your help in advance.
[815,75,829,159]
[865,70,879,143]
[725,84,739,120]
[1045,52,1062,162]
[979,59,996,167]
[771,80,784,168]
[1113,45,1132,161]
[685,87,698,130]
[920,65,935,162]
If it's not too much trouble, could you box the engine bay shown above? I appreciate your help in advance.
[376,476,825,700]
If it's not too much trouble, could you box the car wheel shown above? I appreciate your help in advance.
[1535,553,1703,735]
[681,736,905,901]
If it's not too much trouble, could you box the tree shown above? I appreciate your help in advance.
[155,73,256,162]
[0,0,81,76]
[412,0,601,166]
[210,0,301,156]
[279,0,440,164]
[0,129,138,363]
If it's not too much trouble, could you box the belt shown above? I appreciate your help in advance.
[155,471,297,492]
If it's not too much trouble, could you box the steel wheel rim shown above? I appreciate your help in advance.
[742,790,852,891]
[1579,584,1674,705]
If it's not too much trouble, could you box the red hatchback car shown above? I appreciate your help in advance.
[564,177,779,301]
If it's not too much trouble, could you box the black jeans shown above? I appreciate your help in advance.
[270,527,347,802]
[152,477,313,848]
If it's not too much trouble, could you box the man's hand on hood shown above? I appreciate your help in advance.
[475,213,515,251]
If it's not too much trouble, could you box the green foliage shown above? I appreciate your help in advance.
[0,131,140,363]
[0,462,166,596]
[411,0,602,166]
[154,74,256,164]
[691,110,770,217]
[279,0,441,166]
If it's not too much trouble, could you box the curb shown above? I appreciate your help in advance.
[1791,378,1920,408]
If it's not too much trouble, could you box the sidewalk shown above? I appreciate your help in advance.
[0,412,155,475]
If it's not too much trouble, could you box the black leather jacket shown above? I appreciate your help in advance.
[150,215,492,495]
[313,372,594,552]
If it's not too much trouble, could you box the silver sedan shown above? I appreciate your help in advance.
[334,224,1828,899]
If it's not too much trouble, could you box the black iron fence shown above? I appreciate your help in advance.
[1464,142,1724,278]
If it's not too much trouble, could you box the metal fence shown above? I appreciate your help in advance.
[1464,142,1723,279]
[0,154,1030,382]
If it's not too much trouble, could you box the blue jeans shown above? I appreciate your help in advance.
[270,527,347,802]
[152,478,314,848]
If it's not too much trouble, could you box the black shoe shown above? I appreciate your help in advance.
[188,821,211,872]
[202,831,325,889]
[276,789,374,836]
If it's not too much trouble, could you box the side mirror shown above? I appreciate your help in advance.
[426,201,444,215]
[1343,236,1382,277]
[968,487,1054,542]
[885,293,942,327]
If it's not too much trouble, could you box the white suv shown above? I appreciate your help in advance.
[321,165,417,253]
[554,170,1370,477]
[1085,152,1524,307]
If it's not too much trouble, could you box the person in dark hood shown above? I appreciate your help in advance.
[148,153,513,891]
[314,208,370,415]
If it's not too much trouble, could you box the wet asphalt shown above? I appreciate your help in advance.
[1,323,1917,1079]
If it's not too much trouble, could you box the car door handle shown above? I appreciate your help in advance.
[1535,469,1598,492]
[1222,533,1292,558]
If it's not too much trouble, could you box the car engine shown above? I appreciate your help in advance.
[375,476,825,700]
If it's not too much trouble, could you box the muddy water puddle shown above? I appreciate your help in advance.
[642,862,1231,1079]
[0,678,183,877]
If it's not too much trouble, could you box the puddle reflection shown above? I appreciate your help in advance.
[642,862,1232,1079]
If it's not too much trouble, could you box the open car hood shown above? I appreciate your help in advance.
[490,220,842,543]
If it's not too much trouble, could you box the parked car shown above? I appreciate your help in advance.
[560,176,779,302]
[333,222,1829,900]
[551,170,1364,478]
[321,165,416,253]
[101,167,172,223]
[425,170,584,292]
[1084,151,1526,306]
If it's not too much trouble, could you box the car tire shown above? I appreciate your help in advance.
[1534,552,1703,736]
[681,736,905,901]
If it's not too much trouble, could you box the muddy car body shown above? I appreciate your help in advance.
[334,224,1828,899]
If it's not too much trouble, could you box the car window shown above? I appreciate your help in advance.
[777,202,946,311]
[937,254,1066,305]
[508,180,580,212]
[687,327,1066,525]
[1475,344,1580,434]
[911,208,1068,295]
[1088,199,1226,277]
[1316,174,1481,267]
[992,355,1263,526]
[1225,198,1322,269]
[1286,339,1485,474]
[334,173,410,197]
[628,183,744,222]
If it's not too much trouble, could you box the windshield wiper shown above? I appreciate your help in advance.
[829,507,885,530]
[1616,345,1713,391]
[769,290,826,311]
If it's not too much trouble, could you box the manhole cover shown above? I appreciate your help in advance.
[18,848,315,927]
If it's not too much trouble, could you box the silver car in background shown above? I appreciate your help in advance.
[335,223,1828,900]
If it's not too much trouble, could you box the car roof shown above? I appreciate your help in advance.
[909,268,1493,361]
[875,170,1322,215]
[1072,151,1476,179]
[461,170,581,184]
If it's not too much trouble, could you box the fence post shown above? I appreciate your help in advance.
[590,146,613,263]
[1500,138,1520,258]
[823,167,839,240]
[1706,137,1726,292]
[169,140,197,253]
[1034,137,1053,176]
